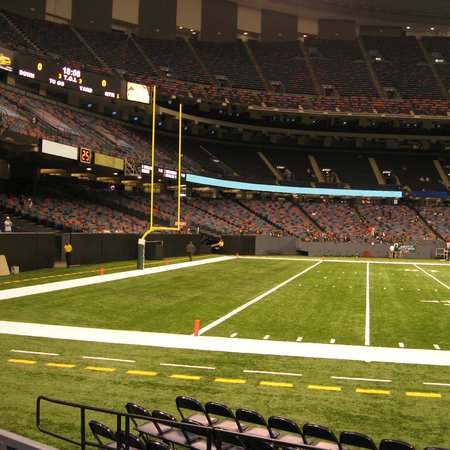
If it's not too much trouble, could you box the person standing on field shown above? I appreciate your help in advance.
[64,242,73,268]
[186,241,196,261]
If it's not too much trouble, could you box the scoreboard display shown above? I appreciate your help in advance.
[15,54,121,99]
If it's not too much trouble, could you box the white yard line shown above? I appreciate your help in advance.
[0,256,235,301]
[11,349,59,356]
[82,356,135,363]
[331,376,392,383]
[1,320,449,366]
[365,262,371,346]
[413,264,450,290]
[243,370,303,377]
[196,260,323,335]
[160,363,215,370]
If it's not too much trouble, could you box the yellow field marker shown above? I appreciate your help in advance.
[8,358,38,365]
[406,392,441,398]
[215,378,246,384]
[308,385,342,392]
[46,363,76,369]
[170,374,201,381]
[260,381,293,388]
[127,370,158,377]
[85,366,116,372]
[356,388,391,395]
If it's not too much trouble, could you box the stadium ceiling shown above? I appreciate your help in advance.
[234,0,450,27]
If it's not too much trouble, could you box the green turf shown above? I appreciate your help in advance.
[0,257,449,448]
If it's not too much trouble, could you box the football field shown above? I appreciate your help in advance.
[0,256,449,448]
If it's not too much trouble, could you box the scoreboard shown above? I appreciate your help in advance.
[15,54,121,99]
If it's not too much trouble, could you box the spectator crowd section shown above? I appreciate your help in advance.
[0,176,446,245]
[1,9,450,115]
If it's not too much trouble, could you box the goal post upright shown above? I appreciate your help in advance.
[137,86,183,269]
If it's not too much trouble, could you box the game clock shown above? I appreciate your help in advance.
[15,54,120,99]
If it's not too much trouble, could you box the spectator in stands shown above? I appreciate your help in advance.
[64,241,73,268]
[186,241,196,261]
[4,216,12,232]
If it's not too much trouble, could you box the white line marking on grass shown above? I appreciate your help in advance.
[2,321,450,366]
[296,337,303,342]
[365,262,370,346]
[263,335,270,340]
[230,333,238,338]
[331,376,392,383]
[0,256,235,301]
[196,260,323,335]
[433,345,441,350]
[160,363,215,370]
[82,356,136,363]
[414,264,450,291]
[399,343,405,348]
[11,349,59,356]
[423,382,450,387]
[244,370,302,377]
[330,339,336,344]
[421,300,440,303]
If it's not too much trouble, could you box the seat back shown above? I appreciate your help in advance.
[206,401,237,420]
[126,403,152,427]
[236,408,275,438]
[340,431,377,450]
[268,416,307,444]
[146,440,172,450]
[303,423,342,450]
[236,408,267,427]
[177,395,213,426]
[89,420,117,446]
[116,431,146,450]
[380,439,416,450]
[152,410,177,423]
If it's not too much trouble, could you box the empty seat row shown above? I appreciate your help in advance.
[88,395,446,450]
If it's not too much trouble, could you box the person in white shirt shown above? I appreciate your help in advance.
[4,216,12,232]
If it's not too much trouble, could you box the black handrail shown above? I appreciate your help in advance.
[36,396,321,450]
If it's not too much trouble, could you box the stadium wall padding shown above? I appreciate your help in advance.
[0,234,443,273]
[0,232,54,271]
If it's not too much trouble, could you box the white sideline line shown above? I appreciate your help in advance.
[160,363,215,370]
[11,349,59,356]
[423,382,450,387]
[331,376,392,383]
[243,370,303,377]
[82,356,135,363]
[230,333,238,338]
[365,262,370,346]
[414,264,450,290]
[197,260,323,335]
[2,321,449,366]
[240,256,450,266]
[0,256,235,301]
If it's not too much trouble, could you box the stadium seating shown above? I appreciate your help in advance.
[302,423,343,450]
[267,416,309,446]
[204,401,243,433]
[176,396,218,428]
[339,431,378,450]
[379,439,416,450]
[2,10,450,115]
[126,403,171,441]
[235,409,275,439]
